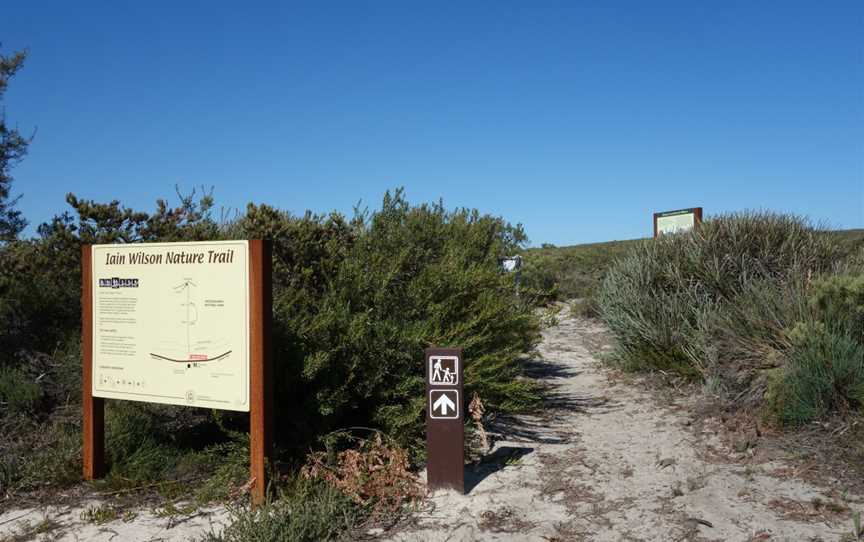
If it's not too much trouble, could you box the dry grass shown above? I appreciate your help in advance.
[301,433,422,520]
[477,506,536,533]
[765,496,849,525]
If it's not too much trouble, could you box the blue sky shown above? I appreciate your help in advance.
[2,1,862,245]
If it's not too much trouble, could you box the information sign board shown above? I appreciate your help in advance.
[654,207,703,237]
[82,240,273,505]
[90,241,250,411]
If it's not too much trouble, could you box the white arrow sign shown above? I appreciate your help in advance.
[434,393,455,415]
[429,390,459,419]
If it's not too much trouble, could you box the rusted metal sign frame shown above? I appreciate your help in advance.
[82,239,273,505]
[425,347,464,493]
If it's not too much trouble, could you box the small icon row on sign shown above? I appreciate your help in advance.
[429,356,459,385]
[99,374,145,388]
[429,389,459,419]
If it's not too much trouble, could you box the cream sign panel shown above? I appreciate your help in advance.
[91,241,250,411]
[656,212,696,235]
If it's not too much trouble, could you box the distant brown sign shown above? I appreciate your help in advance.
[653,207,703,238]
[425,347,464,493]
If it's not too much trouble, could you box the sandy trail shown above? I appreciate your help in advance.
[384,312,862,542]
[2,312,861,541]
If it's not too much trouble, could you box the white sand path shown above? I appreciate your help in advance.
[3,311,861,542]
[382,312,862,542]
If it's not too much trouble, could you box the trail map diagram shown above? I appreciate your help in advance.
[149,278,233,364]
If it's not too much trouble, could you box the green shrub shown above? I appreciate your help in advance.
[687,277,810,399]
[0,366,41,415]
[1,418,81,493]
[235,189,541,458]
[768,326,864,425]
[1,187,539,503]
[521,239,641,304]
[198,477,358,542]
[807,274,864,342]
[598,212,841,378]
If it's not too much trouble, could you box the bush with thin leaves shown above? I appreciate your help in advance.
[196,476,359,542]
[598,211,841,379]
[767,326,864,425]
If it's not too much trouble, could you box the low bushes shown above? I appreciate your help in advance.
[766,275,864,425]
[197,477,359,542]
[233,190,541,457]
[0,188,540,502]
[521,239,640,304]
[767,325,864,425]
[597,211,863,425]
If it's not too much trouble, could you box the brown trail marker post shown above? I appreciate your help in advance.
[653,207,702,238]
[81,240,272,506]
[425,347,464,493]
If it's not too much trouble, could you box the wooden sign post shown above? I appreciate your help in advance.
[81,248,105,480]
[247,240,273,505]
[653,207,703,237]
[81,239,273,505]
[425,347,464,493]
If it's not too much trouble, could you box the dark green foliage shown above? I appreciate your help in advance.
[233,190,541,456]
[832,229,864,261]
[0,366,41,414]
[689,277,809,398]
[1,186,539,499]
[0,46,29,242]
[3,418,82,492]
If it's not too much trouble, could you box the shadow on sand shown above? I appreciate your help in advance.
[483,355,620,449]
[462,354,618,494]
[465,446,535,494]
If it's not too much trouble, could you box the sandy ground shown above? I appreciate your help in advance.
[0,498,229,541]
[382,311,864,542]
[3,311,862,541]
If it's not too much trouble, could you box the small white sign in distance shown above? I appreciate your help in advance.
[429,355,459,385]
[501,257,520,272]
[429,390,459,419]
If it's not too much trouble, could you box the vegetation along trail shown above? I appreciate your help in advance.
[384,307,864,542]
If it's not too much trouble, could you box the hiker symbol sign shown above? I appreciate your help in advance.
[429,355,459,385]
[424,347,464,492]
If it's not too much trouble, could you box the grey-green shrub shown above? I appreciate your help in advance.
[597,211,864,425]
[197,477,358,542]
[807,274,864,342]
[598,211,841,379]
[768,326,864,425]
[765,274,864,425]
